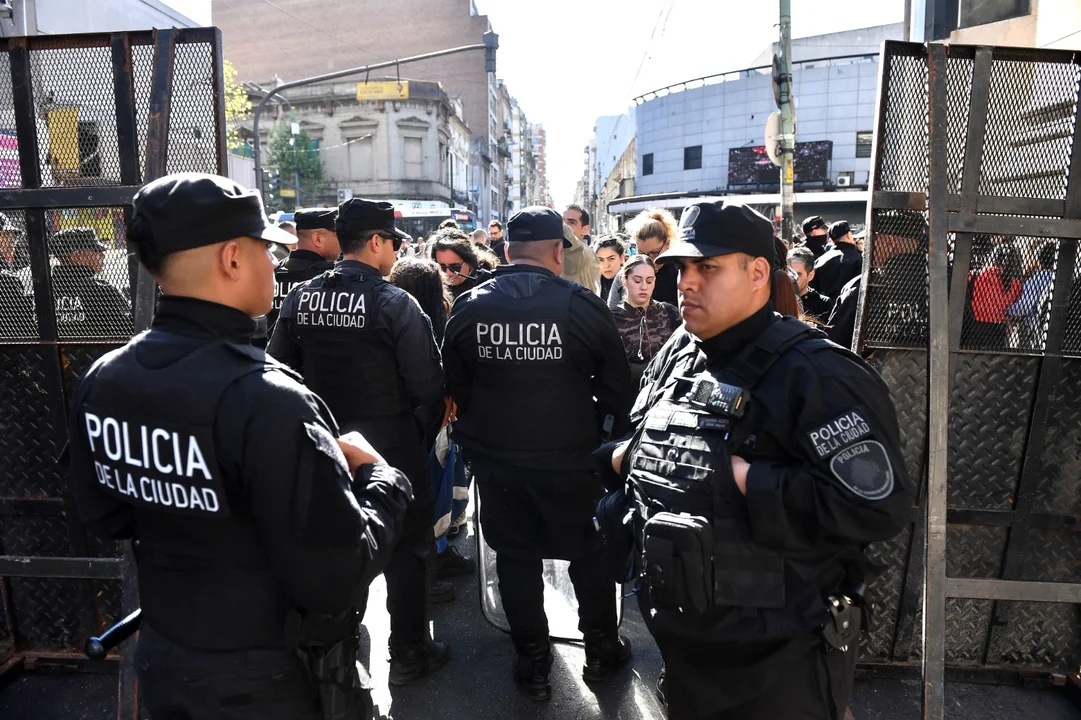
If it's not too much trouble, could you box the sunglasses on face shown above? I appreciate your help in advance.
[439,262,465,274]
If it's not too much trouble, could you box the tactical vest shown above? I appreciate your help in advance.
[628,318,832,637]
[73,335,294,649]
[287,266,406,423]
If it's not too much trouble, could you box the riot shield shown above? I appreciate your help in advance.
[474,484,623,641]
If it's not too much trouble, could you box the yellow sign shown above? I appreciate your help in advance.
[356,81,409,101]
[279,188,296,198]
[47,107,79,171]
[784,163,794,184]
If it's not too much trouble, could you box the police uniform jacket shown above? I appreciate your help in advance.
[267,249,335,333]
[68,296,411,650]
[443,263,634,471]
[810,241,862,301]
[799,286,833,323]
[0,270,33,335]
[268,259,444,428]
[52,264,131,336]
[626,303,914,712]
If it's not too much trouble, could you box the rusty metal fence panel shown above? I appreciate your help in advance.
[854,41,1081,717]
[0,28,225,711]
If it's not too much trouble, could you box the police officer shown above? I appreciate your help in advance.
[798,215,830,259]
[67,173,413,719]
[269,197,448,684]
[50,227,131,337]
[810,220,863,301]
[257,207,340,348]
[607,201,914,719]
[827,211,928,350]
[442,206,634,701]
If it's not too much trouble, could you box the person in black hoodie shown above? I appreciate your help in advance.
[488,220,507,263]
[798,215,830,259]
[811,220,863,301]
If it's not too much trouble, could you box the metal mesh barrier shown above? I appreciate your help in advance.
[0,29,225,696]
[855,41,1081,708]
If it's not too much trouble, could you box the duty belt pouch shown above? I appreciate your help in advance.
[642,511,712,615]
[711,518,786,610]
[288,609,374,720]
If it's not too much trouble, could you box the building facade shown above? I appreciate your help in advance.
[531,124,551,207]
[245,79,465,208]
[916,0,1081,47]
[605,24,904,228]
[597,138,636,235]
[214,0,502,219]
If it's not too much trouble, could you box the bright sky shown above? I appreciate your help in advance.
[475,0,905,208]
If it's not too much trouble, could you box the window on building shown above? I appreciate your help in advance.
[959,0,1030,29]
[642,153,654,176]
[349,136,373,180]
[856,131,873,159]
[684,145,702,171]
[404,137,423,179]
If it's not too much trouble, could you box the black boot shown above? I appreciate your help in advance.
[513,641,553,702]
[388,639,450,686]
[582,631,631,683]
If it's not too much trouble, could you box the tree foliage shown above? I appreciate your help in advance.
[267,121,325,211]
[223,59,251,152]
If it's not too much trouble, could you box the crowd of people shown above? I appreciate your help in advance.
[60,173,915,720]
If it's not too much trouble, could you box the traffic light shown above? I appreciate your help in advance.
[261,168,280,205]
[484,31,498,74]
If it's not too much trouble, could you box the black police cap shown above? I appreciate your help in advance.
[656,201,775,266]
[293,207,337,231]
[802,215,828,235]
[128,173,294,261]
[828,221,851,241]
[335,198,409,240]
[55,227,108,254]
[506,206,573,248]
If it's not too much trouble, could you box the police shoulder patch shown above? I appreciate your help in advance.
[304,422,349,476]
[804,406,873,460]
[829,440,894,501]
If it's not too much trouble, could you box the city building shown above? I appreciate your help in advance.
[242,79,469,209]
[214,0,507,220]
[2,0,207,34]
[598,138,636,235]
[605,24,903,229]
[531,124,552,207]
[508,98,537,214]
[577,111,635,233]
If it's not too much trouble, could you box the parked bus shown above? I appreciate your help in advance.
[392,201,477,240]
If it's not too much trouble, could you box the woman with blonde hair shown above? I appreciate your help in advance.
[620,208,680,306]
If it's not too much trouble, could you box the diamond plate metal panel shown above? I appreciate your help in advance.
[947,525,1007,579]
[1033,358,1081,515]
[945,598,994,665]
[9,577,84,650]
[0,346,65,497]
[861,526,912,661]
[985,601,1081,668]
[947,354,1037,511]
[1016,529,1081,584]
[868,350,927,487]
[1,516,72,557]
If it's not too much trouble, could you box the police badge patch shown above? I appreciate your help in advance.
[829,440,894,501]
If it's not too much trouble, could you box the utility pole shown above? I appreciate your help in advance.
[289,120,301,208]
[778,0,796,243]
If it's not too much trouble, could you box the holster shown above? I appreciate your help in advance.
[286,608,374,720]
[595,486,637,584]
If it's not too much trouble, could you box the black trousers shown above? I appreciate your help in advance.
[347,415,434,650]
[475,461,617,651]
[658,640,858,720]
[135,623,322,720]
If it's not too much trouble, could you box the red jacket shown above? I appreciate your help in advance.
[970,267,1022,323]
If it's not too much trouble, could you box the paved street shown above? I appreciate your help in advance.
[1,520,1078,720]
